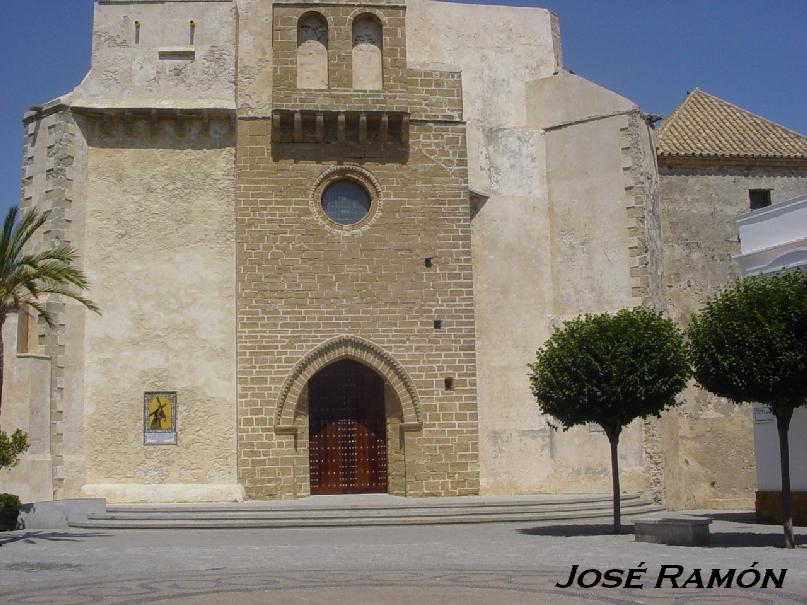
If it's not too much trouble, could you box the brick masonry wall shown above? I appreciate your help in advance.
[271,4,462,121]
[273,4,407,98]
[234,1,480,500]
[236,118,479,498]
[271,69,463,122]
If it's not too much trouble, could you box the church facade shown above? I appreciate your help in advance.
[3,0,803,508]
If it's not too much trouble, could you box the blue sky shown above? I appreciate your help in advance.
[1,0,806,216]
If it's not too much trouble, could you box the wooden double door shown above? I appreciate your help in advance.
[308,360,388,495]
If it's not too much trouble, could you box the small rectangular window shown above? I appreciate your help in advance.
[135,21,141,45]
[444,377,454,391]
[190,21,196,45]
[433,320,442,330]
[16,309,30,354]
[749,189,772,210]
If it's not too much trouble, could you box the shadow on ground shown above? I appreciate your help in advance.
[696,511,757,524]
[517,523,804,548]
[518,524,632,537]
[709,533,805,548]
[0,531,110,547]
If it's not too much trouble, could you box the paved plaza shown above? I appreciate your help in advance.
[1,512,805,604]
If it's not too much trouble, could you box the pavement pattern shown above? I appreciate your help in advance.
[1,512,805,604]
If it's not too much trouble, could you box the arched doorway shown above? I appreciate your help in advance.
[308,359,388,494]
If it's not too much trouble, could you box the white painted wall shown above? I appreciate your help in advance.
[752,404,807,491]
[736,194,807,274]
[736,194,807,492]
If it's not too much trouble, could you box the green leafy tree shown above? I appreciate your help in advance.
[0,429,29,471]
[688,271,807,548]
[529,307,690,533]
[0,206,100,413]
[0,427,28,517]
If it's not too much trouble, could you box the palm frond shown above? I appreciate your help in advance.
[0,270,40,303]
[22,299,54,328]
[37,285,101,315]
[10,208,51,262]
[0,207,49,281]
[0,205,99,323]
[0,207,18,262]
[0,209,49,273]
[19,246,81,267]
[19,260,89,290]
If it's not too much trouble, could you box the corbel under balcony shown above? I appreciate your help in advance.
[70,106,236,137]
[271,110,409,145]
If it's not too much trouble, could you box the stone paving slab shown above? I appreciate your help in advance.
[3,569,807,605]
[1,511,805,604]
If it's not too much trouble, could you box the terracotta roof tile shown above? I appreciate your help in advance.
[656,89,807,160]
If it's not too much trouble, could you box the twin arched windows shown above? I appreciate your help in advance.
[352,14,382,90]
[296,12,329,89]
[295,12,383,90]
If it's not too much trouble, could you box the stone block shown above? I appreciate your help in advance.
[17,498,107,530]
[633,514,711,546]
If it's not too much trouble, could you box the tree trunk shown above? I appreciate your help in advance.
[776,410,795,549]
[607,428,622,534]
[0,316,4,418]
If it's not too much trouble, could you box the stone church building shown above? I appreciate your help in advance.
[2,0,806,509]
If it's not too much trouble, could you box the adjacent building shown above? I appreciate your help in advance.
[735,194,807,524]
[655,89,807,509]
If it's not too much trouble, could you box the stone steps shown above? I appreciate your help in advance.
[91,497,643,520]
[70,493,663,529]
[104,492,643,513]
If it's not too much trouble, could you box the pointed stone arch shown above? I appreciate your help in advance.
[274,335,422,431]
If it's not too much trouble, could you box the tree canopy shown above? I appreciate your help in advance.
[687,270,807,412]
[0,429,28,470]
[0,206,100,327]
[529,307,690,534]
[529,307,691,437]
[687,269,807,548]
[0,205,100,411]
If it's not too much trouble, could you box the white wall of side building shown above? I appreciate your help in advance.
[736,194,807,494]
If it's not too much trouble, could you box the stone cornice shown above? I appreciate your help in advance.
[657,154,807,171]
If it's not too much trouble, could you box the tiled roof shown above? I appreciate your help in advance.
[656,89,807,160]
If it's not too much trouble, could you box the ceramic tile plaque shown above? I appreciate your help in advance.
[144,391,177,445]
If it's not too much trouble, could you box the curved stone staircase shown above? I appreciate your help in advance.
[69,493,662,529]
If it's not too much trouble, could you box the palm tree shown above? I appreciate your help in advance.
[0,206,100,411]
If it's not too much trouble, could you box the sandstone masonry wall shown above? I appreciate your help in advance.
[659,163,807,509]
[236,119,479,498]
[78,115,240,503]
[0,106,89,501]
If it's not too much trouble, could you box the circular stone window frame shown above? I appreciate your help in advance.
[310,166,382,235]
